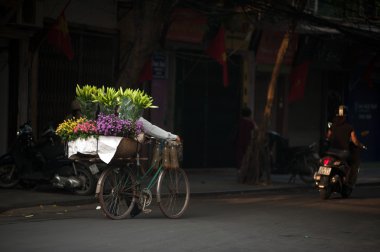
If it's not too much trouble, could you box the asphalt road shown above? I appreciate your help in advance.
[1,186,379,252]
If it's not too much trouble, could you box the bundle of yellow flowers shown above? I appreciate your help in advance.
[56,117,89,142]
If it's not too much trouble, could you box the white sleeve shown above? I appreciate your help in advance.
[138,117,178,141]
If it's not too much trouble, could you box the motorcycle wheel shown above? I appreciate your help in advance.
[299,158,318,184]
[74,164,96,196]
[319,187,332,200]
[0,159,20,188]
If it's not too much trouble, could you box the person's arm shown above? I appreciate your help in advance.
[138,117,179,141]
[326,129,332,140]
[350,131,363,148]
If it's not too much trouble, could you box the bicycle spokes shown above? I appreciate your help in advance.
[157,169,190,219]
[98,168,136,219]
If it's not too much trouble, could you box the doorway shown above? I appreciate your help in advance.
[175,53,242,168]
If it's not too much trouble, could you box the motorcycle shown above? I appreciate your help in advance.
[267,131,319,183]
[287,142,320,184]
[314,122,368,200]
[0,122,96,195]
[314,143,367,199]
[315,149,352,199]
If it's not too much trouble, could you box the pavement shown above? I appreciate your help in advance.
[1,162,379,213]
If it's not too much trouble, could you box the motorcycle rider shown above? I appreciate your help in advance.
[325,105,365,189]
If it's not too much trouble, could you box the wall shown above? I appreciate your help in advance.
[287,67,322,147]
[347,51,380,161]
[0,40,9,154]
[17,40,29,129]
[43,0,117,29]
[150,52,173,131]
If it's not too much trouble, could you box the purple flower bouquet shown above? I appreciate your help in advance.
[95,113,145,161]
[96,113,144,139]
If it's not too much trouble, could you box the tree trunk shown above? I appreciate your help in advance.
[239,0,306,185]
[116,0,175,88]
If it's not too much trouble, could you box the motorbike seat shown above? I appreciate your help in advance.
[325,148,349,160]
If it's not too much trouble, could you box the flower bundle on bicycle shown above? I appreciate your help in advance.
[57,84,189,220]
[56,84,154,163]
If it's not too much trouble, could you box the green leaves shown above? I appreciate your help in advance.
[119,88,157,109]
[75,84,99,119]
[75,84,98,103]
[118,87,157,120]
[91,86,120,112]
[75,84,156,119]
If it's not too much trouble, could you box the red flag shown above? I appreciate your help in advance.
[48,9,74,60]
[288,61,310,103]
[362,54,378,88]
[206,26,229,87]
[139,59,153,82]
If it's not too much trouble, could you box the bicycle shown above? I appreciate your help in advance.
[95,137,190,220]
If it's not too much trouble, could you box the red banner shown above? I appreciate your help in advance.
[206,27,229,87]
[288,61,311,103]
[362,54,379,88]
[48,11,74,60]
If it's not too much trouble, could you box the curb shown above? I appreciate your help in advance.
[0,197,97,214]
[1,184,310,213]
[1,182,379,214]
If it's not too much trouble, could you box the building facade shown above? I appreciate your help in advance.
[1,0,379,166]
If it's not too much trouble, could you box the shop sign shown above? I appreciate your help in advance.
[153,53,167,79]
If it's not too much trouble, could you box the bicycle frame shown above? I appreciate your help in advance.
[134,137,170,189]
[134,156,163,191]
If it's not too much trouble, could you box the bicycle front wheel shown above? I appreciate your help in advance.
[157,168,190,219]
[98,167,136,220]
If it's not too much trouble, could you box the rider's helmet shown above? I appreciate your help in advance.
[336,105,348,117]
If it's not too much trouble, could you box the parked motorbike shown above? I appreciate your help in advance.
[0,122,96,195]
[287,142,320,184]
[267,131,319,183]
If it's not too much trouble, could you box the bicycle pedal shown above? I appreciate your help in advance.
[143,208,152,214]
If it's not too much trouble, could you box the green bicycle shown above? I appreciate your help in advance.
[95,138,190,220]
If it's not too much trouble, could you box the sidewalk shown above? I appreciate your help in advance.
[0,162,379,213]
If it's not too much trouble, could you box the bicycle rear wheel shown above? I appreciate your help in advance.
[157,168,190,219]
[98,167,136,220]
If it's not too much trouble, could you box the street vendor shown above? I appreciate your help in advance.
[128,117,180,218]
[66,99,83,120]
